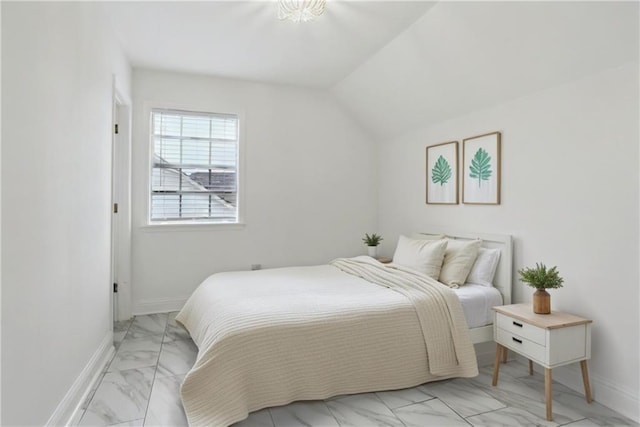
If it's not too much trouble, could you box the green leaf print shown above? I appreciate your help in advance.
[431,155,452,186]
[469,148,492,187]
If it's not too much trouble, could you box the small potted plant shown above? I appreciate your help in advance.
[518,262,564,314]
[362,233,383,258]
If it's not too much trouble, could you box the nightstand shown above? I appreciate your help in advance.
[492,304,593,421]
[375,257,392,264]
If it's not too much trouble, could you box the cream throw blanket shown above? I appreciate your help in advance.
[330,257,477,376]
[176,257,477,426]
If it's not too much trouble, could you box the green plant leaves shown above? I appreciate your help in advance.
[469,148,492,186]
[362,233,383,246]
[518,262,564,289]
[431,155,452,186]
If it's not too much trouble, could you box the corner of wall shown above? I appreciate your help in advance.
[45,332,115,426]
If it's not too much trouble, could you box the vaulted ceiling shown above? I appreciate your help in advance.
[99,1,436,88]
[332,1,640,139]
[100,1,639,140]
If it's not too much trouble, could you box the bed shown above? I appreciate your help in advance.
[176,231,512,426]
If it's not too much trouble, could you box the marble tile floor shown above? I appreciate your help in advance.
[78,314,638,427]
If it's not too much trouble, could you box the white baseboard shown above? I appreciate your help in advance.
[477,347,638,423]
[46,331,115,426]
[133,297,187,315]
[512,355,639,423]
[550,361,639,423]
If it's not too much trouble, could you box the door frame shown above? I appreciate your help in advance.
[111,79,132,323]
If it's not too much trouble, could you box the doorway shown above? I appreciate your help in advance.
[111,87,132,325]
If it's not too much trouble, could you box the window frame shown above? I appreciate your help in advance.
[143,103,245,229]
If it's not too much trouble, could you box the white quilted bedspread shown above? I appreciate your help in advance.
[176,256,477,426]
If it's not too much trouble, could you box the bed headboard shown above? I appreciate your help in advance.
[415,230,513,305]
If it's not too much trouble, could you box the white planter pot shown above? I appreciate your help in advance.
[367,246,378,257]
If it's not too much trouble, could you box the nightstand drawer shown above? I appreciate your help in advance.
[496,328,546,363]
[496,312,546,346]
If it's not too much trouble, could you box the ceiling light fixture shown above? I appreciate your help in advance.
[278,0,326,23]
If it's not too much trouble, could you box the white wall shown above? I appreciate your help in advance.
[376,62,639,421]
[1,2,131,425]
[333,1,638,141]
[131,69,377,313]
[0,3,3,421]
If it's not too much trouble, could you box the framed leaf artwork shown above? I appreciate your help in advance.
[426,141,458,204]
[463,131,501,204]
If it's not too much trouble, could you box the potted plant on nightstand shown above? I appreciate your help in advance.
[518,262,564,314]
[362,233,383,258]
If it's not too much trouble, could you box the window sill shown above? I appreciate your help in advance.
[139,222,246,233]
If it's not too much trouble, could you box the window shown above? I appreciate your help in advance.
[150,109,240,223]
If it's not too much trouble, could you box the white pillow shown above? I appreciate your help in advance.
[438,239,482,287]
[466,247,501,287]
[392,235,448,280]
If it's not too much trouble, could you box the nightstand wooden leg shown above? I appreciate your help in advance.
[545,368,553,421]
[529,359,533,375]
[502,347,508,363]
[580,360,593,403]
[492,344,502,386]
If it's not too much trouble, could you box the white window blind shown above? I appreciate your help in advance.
[150,109,239,223]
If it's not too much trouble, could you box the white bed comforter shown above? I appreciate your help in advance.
[176,257,478,426]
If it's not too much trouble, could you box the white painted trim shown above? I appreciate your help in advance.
[46,331,115,427]
[140,100,247,228]
[0,5,3,421]
[112,81,133,322]
[139,222,246,233]
[133,297,188,315]
[551,361,639,423]
[515,354,639,423]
